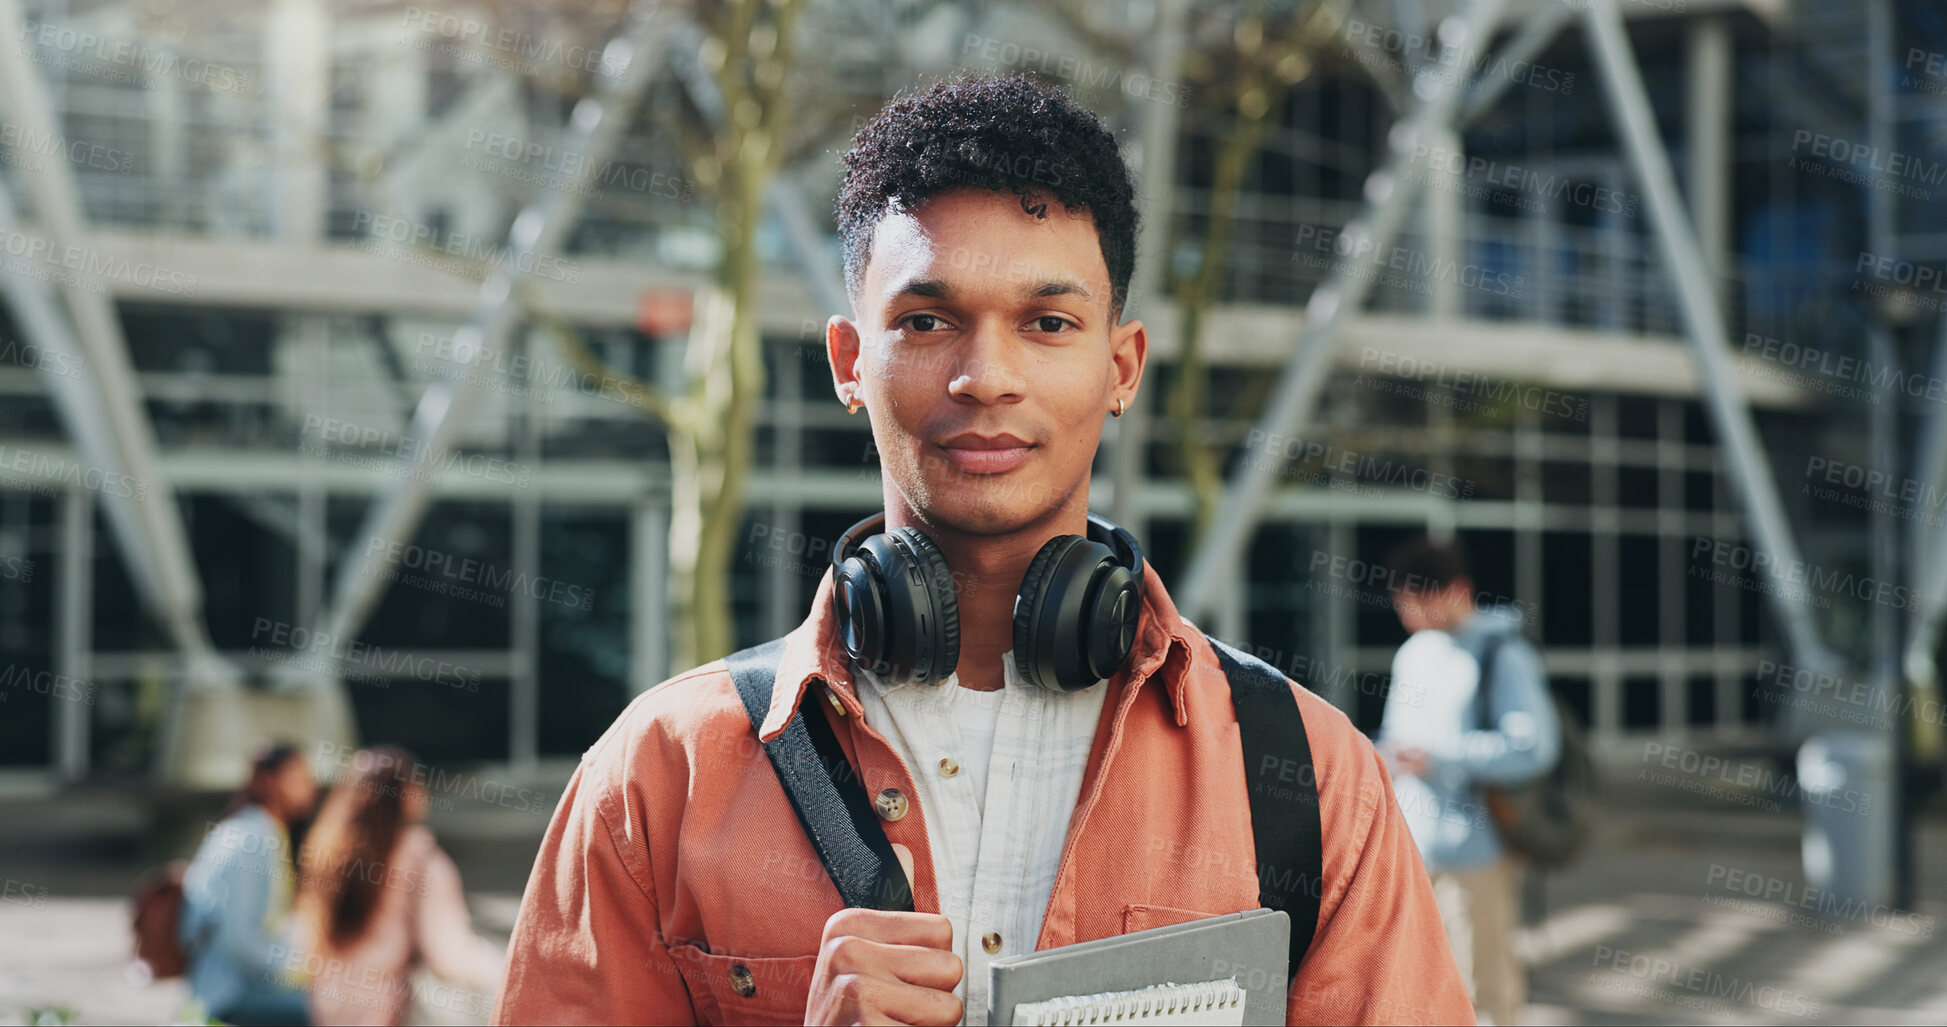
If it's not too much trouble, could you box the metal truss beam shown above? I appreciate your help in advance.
[0,0,226,679]
[305,0,674,674]
[1175,0,1509,616]
[1581,0,1841,678]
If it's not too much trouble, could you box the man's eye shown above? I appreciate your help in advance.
[1034,316,1072,333]
[905,314,942,332]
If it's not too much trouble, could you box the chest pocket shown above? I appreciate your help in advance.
[670,944,818,1026]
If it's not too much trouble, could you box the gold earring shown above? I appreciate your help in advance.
[847,400,862,415]
[1112,397,1126,418]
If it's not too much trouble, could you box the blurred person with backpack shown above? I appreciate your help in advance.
[292,746,503,1026]
[179,741,319,1025]
[1376,537,1583,1026]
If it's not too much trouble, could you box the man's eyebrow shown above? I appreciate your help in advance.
[1029,278,1093,301]
[884,277,1094,302]
[891,278,949,299]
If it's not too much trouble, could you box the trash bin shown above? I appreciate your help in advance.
[1798,731,1896,912]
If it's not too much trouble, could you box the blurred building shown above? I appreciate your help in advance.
[0,0,1943,791]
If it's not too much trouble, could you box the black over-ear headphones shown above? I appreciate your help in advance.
[831,513,1145,692]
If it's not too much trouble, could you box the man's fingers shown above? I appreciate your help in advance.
[824,908,954,950]
[822,933,963,991]
[858,975,965,1027]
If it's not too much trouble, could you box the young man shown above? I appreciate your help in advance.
[179,742,318,1026]
[1377,537,1560,1026]
[494,75,1471,1026]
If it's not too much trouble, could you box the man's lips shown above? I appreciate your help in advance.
[935,432,1034,475]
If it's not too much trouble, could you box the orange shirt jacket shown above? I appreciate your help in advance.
[495,571,1476,1026]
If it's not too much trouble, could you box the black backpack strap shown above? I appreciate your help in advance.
[727,639,915,912]
[1471,633,1507,732]
[1207,634,1322,979]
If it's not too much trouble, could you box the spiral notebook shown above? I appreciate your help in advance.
[987,908,1289,1027]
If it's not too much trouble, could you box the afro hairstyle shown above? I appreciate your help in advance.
[836,74,1140,319]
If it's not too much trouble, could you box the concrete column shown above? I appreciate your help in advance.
[1685,16,1732,291]
[55,487,92,782]
[632,499,669,694]
[268,0,329,242]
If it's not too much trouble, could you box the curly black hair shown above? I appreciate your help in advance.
[837,74,1140,318]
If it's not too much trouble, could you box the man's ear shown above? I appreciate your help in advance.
[1109,317,1148,410]
[828,315,864,408]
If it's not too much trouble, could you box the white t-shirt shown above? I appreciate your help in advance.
[852,654,1108,1026]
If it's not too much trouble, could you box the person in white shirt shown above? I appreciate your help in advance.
[1376,537,1558,1026]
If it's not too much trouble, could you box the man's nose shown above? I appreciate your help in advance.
[945,321,1027,405]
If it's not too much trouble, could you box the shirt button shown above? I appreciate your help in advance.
[728,964,755,997]
[938,757,960,778]
[982,932,1003,954]
[874,788,908,821]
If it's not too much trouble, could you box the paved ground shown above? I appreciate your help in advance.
[1,762,1943,1025]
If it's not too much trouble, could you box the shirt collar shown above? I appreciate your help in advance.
[758,563,1198,742]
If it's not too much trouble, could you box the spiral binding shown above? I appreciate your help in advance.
[1012,977,1245,1026]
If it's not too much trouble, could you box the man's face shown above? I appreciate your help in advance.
[829,187,1145,536]
[1393,581,1474,634]
[273,759,318,820]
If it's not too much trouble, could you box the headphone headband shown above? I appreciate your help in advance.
[832,510,1145,690]
[834,512,1144,579]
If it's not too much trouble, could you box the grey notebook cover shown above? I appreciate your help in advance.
[987,908,1290,1026]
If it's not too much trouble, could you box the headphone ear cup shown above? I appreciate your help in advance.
[1085,564,1141,681]
[888,528,960,683]
[1013,535,1097,691]
[834,552,888,672]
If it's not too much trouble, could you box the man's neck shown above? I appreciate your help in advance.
[886,499,1089,692]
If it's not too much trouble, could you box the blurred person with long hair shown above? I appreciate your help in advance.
[180,740,319,1025]
[293,745,503,1026]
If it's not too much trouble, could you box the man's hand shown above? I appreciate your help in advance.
[1385,746,1432,779]
[804,843,963,1026]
